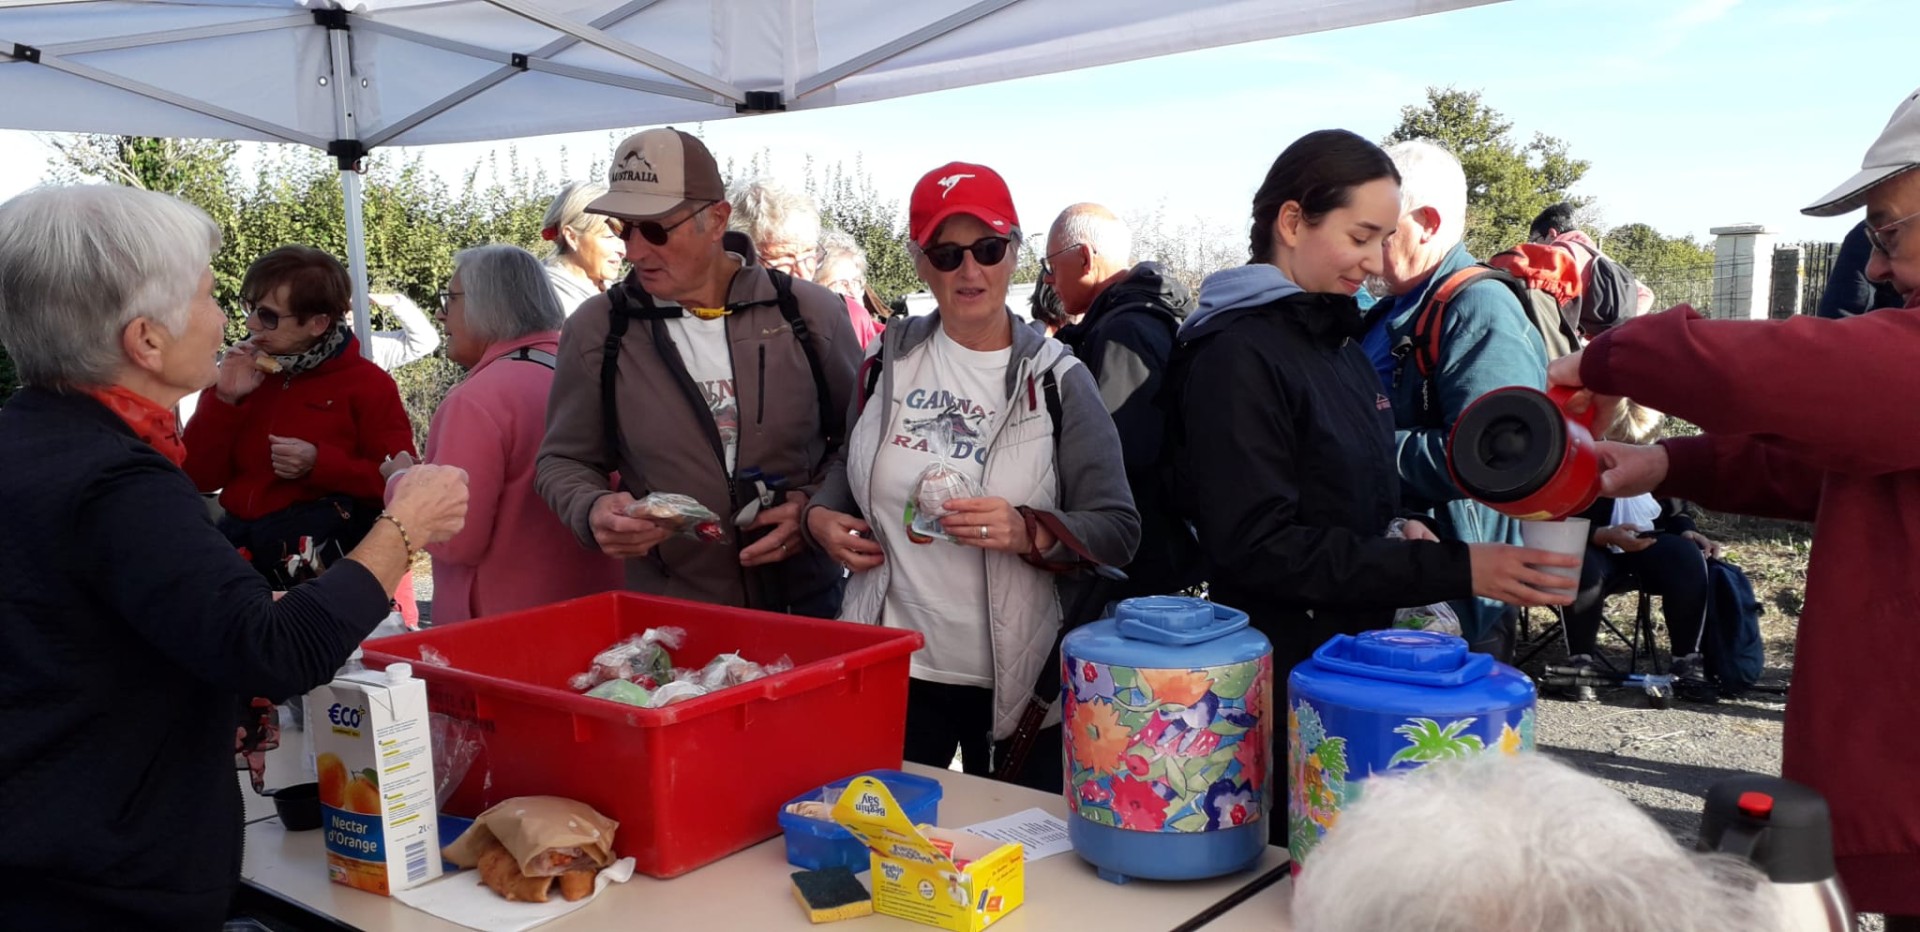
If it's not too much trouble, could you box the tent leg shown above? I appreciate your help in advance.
[341,169,372,356]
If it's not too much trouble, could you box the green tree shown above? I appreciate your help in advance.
[1600,222,1716,313]
[1383,87,1590,259]
[806,157,923,303]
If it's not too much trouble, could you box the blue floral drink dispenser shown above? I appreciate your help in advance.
[1287,630,1535,870]
[1062,596,1272,885]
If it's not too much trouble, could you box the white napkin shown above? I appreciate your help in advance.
[392,858,636,932]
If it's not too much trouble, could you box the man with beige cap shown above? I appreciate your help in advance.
[536,128,861,617]
[1546,89,1920,924]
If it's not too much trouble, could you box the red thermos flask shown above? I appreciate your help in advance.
[1446,385,1603,521]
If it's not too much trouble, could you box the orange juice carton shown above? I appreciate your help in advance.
[309,661,441,895]
[832,776,1024,931]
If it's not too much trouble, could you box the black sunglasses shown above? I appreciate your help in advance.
[241,300,289,331]
[923,236,1011,272]
[620,202,717,247]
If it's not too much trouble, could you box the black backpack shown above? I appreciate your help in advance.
[1701,558,1766,694]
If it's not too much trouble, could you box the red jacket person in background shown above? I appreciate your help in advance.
[1548,88,1920,923]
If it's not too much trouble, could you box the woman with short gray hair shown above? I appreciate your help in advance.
[0,184,468,929]
[541,180,626,315]
[813,228,883,348]
[412,244,622,621]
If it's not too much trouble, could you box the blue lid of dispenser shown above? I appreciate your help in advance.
[1306,630,1494,687]
[1063,596,1270,669]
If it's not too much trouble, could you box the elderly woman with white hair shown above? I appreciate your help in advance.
[541,180,627,314]
[1292,753,1787,932]
[401,244,622,621]
[0,185,468,930]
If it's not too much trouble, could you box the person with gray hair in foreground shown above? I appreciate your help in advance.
[390,244,622,622]
[0,184,469,929]
[1292,753,1786,932]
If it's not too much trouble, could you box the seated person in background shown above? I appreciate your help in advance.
[1291,754,1786,932]
[1552,404,1723,704]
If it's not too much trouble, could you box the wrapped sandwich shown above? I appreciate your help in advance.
[443,797,618,903]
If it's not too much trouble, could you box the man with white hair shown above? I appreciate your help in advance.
[1292,754,1786,932]
[1364,140,1550,659]
[1044,203,1196,600]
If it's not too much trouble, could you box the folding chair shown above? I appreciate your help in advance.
[1515,571,1662,673]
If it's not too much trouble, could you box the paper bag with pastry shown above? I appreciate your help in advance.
[443,797,618,903]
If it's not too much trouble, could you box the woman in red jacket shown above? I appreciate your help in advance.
[184,246,418,584]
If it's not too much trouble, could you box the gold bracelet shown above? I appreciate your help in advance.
[376,511,415,559]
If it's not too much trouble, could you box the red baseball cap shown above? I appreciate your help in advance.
[909,162,1020,245]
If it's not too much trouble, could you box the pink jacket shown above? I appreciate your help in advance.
[417,333,622,622]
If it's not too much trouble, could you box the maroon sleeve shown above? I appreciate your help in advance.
[1656,434,1821,523]
[1582,304,1920,476]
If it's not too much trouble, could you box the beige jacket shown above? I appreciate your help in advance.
[536,258,860,610]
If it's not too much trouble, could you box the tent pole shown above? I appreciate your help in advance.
[342,169,371,355]
[323,14,373,357]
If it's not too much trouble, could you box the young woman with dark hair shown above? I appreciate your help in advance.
[1166,129,1575,733]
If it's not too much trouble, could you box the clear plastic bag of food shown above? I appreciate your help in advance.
[567,626,686,692]
[691,652,796,691]
[625,492,725,543]
[1391,602,1463,636]
[647,680,710,707]
[903,417,983,544]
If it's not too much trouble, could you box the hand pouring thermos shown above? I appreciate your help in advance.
[1698,774,1854,932]
[1447,385,1603,521]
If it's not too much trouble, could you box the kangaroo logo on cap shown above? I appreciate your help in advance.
[612,149,659,184]
[936,174,975,198]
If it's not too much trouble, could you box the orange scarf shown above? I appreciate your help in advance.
[83,385,187,466]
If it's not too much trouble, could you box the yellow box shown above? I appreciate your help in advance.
[831,776,1024,931]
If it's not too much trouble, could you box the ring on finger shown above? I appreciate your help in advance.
[978,525,989,540]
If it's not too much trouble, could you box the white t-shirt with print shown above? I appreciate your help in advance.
[662,312,739,473]
[869,327,1010,687]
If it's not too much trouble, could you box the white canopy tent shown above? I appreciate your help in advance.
[0,0,1498,351]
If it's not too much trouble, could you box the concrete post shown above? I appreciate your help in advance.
[1711,224,1776,320]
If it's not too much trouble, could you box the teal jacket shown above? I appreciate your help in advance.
[1367,243,1549,643]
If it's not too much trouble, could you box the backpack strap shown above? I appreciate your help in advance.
[764,268,842,451]
[601,285,637,465]
[1401,265,1530,423]
[509,347,557,369]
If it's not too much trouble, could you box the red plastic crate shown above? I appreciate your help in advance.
[359,591,921,878]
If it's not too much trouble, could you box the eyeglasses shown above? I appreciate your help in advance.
[1038,242,1082,280]
[922,236,1011,273]
[621,201,717,247]
[436,291,464,311]
[241,300,289,331]
[1864,208,1920,256]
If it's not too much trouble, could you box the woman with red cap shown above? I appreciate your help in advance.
[806,162,1139,790]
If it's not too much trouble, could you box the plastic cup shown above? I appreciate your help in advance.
[1519,517,1590,583]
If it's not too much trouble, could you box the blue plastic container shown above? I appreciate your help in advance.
[1286,630,1536,869]
[1061,596,1273,885]
[779,769,943,871]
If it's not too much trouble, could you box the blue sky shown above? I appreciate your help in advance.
[1,0,1911,252]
